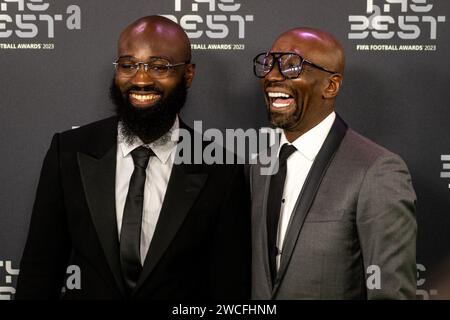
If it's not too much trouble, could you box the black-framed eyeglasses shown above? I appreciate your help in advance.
[253,52,337,79]
[113,56,190,78]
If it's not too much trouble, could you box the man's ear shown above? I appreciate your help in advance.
[323,74,343,99]
[184,63,196,88]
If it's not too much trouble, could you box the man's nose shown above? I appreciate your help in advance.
[265,62,285,82]
[130,64,154,87]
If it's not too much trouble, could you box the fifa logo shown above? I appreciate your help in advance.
[162,0,254,39]
[0,0,81,38]
[348,0,446,40]
[416,263,438,299]
[0,260,19,300]
[441,155,450,190]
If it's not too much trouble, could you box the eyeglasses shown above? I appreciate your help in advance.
[253,52,337,79]
[113,57,190,78]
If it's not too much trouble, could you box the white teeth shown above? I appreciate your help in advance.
[130,93,159,101]
[269,91,293,108]
[267,92,291,98]
[272,102,291,108]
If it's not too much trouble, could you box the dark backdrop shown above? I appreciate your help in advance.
[1,0,449,299]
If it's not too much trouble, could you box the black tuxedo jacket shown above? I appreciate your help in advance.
[16,116,251,300]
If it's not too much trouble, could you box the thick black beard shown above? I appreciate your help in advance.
[110,78,187,144]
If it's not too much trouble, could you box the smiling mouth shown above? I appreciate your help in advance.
[129,92,162,107]
[267,91,295,109]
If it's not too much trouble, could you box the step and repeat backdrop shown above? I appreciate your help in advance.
[0,0,449,299]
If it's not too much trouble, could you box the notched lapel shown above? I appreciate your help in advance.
[77,146,126,296]
[258,168,275,290]
[272,116,348,297]
[134,164,208,292]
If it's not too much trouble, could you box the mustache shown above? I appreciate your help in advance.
[125,85,163,94]
[264,82,291,91]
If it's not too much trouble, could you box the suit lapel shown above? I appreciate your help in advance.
[257,148,279,290]
[134,162,208,292]
[76,117,207,296]
[133,121,208,293]
[272,115,348,297]
[77,117,126,296]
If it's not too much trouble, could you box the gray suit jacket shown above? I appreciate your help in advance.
[250,115,417,299]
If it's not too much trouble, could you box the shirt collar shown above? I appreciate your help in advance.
[118,116,180,164]
[279,111,336,161]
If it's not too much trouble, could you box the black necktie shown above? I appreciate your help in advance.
[120,146,154,292]
[267,143,296,284]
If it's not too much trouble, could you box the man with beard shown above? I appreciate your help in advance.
[249,28,417,299]
[16,16,250,300]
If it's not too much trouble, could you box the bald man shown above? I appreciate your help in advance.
[16,16,251,300]
[250,28,417,299]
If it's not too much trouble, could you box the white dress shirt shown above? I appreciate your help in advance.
[276,112,336,269]
[115,117,179,265]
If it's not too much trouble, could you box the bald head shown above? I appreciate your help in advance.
[118,15,192,62]
[272,27,345,75]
